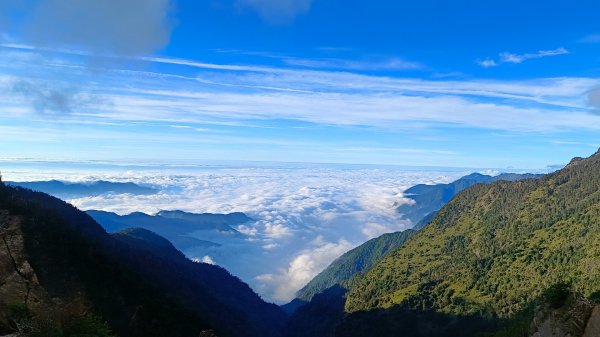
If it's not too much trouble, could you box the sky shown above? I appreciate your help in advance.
[0,0,599,168]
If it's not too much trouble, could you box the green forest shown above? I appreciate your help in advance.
[346,153,600,320]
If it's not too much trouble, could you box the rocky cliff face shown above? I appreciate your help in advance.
[1,210,53,333]
[530,298,600,337]
[0,210,91,334]
[582,306,600,337]
[0,210,47,307]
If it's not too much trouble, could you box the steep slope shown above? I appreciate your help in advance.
[346,150,600,322]
[0,185,211,337]
[294,172,541,304]
[111,227,286,337]
[396,172,543,225]
[284,285,347,337]
[295,230,416,302]
[0,184,284,337]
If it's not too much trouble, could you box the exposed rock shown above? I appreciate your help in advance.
[531,298,595,337]
[0,210,90,333]
[0,211,52,316]
[582,306,600,337]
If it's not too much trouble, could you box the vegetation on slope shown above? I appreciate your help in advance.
[296,230,416,302]
[397,172,543,226]
[0,184,210,337]
[0,184,284,337]
[294,172,541,306]
[346,150,600,320]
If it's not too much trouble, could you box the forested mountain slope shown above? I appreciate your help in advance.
[397,172,543,226]
[296,230,416,302]
[0,184,284,337]
[346,151,600,320]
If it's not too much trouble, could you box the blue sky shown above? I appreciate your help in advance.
[1,0,600,168]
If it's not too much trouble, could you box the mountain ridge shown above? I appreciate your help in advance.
[396,172,544,226]
[295,230,416,302]
[345,149,600,324]
[0,184,284,337]
[293,171,542,305]
[87,210,252,252]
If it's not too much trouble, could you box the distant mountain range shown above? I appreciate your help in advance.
[87,210,252,251]
[0,184,284,337]
[6,180,158,199]
[396,172,543,228]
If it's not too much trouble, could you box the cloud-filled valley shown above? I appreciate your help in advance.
[3,164,467,302]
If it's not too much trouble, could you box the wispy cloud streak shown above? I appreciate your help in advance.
[478,47,569,67]
[1,46,600,134]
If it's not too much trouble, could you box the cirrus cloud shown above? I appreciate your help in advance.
[478,47,569,67]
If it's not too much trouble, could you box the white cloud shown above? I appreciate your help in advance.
[3,45,598,131]
[5,165,463,303]
[2,53,600,136]
[478,47,569,67]
[263,221,292,238]
[202,255,216,265]
[362,222,396,239]
[255,237,353,302]
[500,48,569,64]
[192,255,216,264]
[476,58,497,68]
[284,57,423,71]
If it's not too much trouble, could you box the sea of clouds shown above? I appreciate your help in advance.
[3,162,468,303]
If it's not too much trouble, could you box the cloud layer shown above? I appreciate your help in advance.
[3,164,465,302]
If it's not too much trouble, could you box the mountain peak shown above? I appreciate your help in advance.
[567,156,585,167]
[113,227,177,251]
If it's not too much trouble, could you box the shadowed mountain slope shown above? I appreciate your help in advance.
[0,184,284,337]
